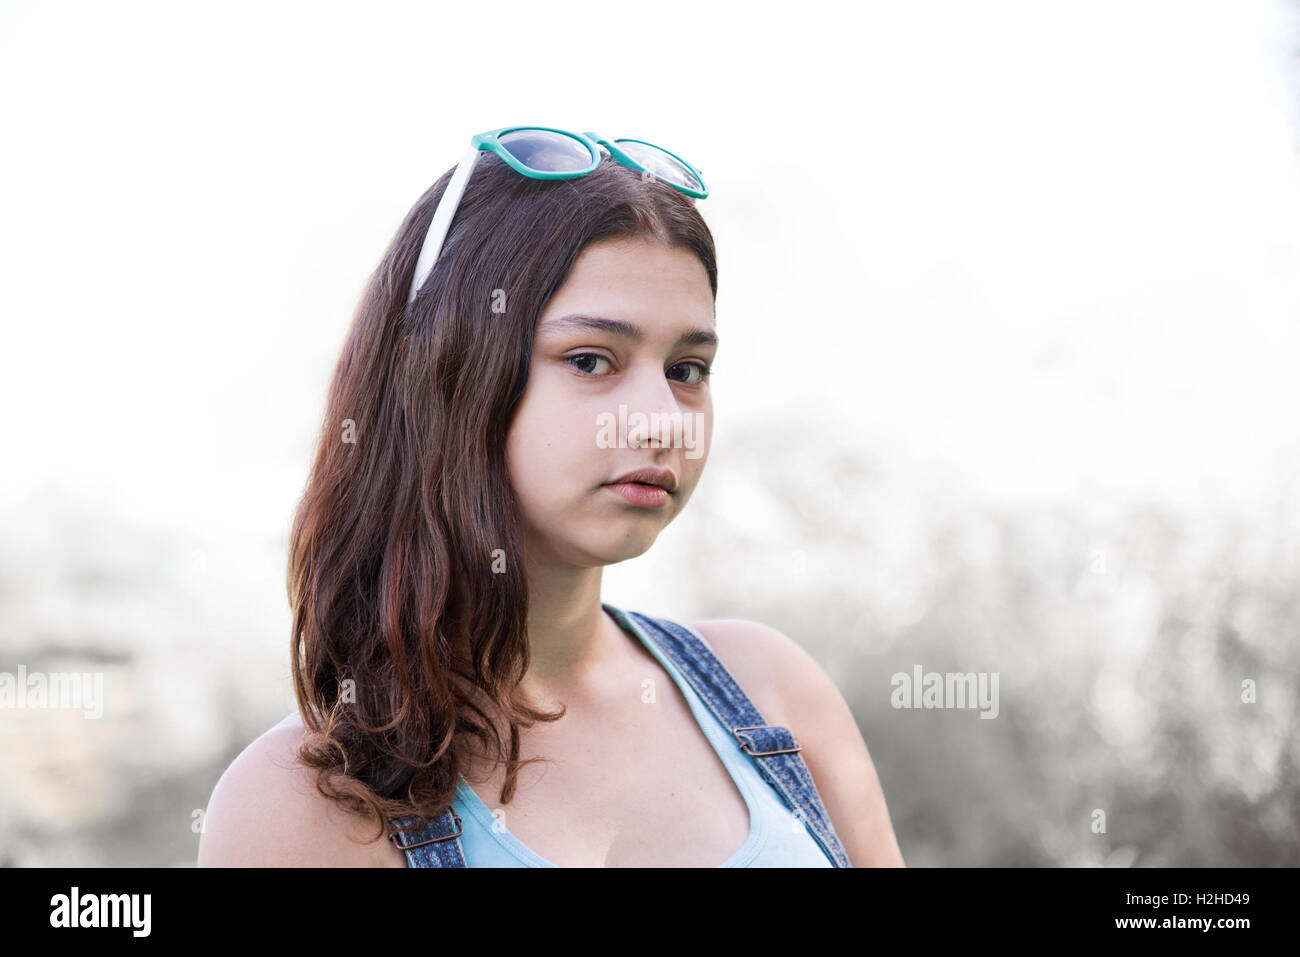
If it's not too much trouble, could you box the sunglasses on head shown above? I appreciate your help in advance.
[407,126,708,304]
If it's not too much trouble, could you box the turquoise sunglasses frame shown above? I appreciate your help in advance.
[407,125,708,304]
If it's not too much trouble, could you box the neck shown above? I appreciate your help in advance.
[518,550,622,701]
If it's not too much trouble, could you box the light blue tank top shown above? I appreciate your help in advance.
[447,608,834,867]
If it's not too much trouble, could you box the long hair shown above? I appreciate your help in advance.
[287,148,718,842]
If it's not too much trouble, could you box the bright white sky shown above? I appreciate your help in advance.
[1,0,1298,545]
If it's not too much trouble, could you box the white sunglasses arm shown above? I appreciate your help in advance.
[407,142,484,304]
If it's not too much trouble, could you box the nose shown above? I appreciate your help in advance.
[623,364,688,450]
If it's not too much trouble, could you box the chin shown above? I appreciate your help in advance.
[529,504,674,566]
[578,529,663,566]
[607,536,660,563]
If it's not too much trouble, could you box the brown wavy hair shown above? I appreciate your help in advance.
[287,146,718,844]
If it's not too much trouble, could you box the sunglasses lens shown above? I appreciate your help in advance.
[497,129,594,173]
[614,140,703,192]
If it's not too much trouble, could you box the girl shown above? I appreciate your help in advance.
[197,127,903,868]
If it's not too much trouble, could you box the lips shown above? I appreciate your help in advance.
[605,467,678,493]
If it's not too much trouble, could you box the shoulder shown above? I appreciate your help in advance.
[196,711,404,868]
[688,618,906,867]
[684,617,827,726]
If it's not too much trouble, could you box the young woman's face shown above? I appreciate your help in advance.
[505,236,716,568]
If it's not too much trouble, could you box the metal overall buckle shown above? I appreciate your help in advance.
[732,724,803,757]
[388,811,463,849]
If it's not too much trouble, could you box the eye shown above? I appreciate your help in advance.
[566,353,712,384]
[668,361,712,386]
[566,353,613,377]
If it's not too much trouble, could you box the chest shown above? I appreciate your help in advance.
[381,669,755,867]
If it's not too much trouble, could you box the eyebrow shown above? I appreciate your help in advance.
[539,313,719,349]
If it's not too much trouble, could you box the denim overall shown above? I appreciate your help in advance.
[388,604,854,867]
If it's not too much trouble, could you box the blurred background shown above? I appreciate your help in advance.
[1,0,1297,867]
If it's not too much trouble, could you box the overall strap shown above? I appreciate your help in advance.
[624,609,855,868]
[388,808,467,868]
